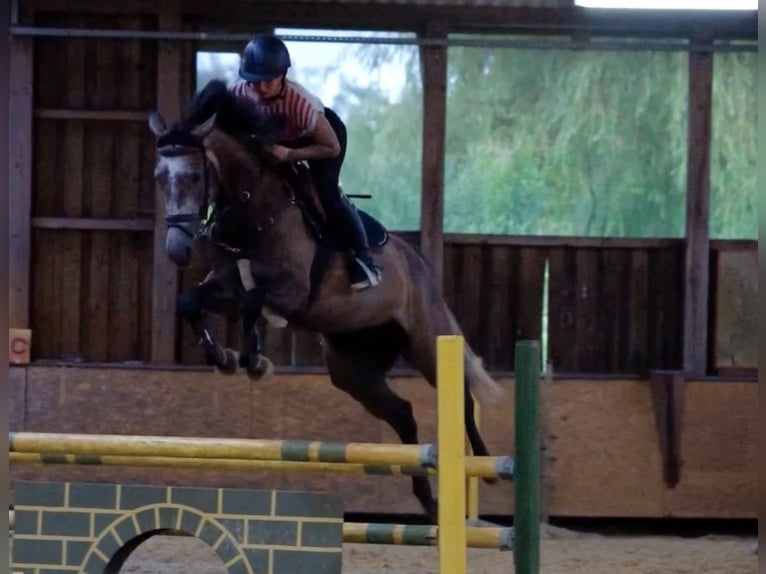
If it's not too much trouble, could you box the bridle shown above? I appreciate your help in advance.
[158,142,214,240]
[157,135,279,255]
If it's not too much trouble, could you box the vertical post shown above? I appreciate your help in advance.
[151,0,181,363]
[9,36,33,330]
[466,398,480,522]
[649,370,686,488]
[514,340,541,574]
[419,25,448,285]
[683,43,713,377]
[437,335,466,574]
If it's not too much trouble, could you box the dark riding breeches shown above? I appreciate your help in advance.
[288,108,371,256]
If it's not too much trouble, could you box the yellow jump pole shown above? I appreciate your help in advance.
[437,335,467,574]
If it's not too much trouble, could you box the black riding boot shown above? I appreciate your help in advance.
[334,197,382,291]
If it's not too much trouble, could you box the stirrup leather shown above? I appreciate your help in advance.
[351,257,381,290]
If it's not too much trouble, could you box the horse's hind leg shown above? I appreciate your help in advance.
[403,310,495,483]
[462,386,498,484]
[323,340,438,522]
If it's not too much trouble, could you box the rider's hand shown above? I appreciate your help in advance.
[267,144,292,162]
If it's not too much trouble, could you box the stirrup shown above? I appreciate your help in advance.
[350,256,381,291]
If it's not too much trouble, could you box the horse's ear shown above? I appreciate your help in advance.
[148,112,167,137]
[191,112,217,139]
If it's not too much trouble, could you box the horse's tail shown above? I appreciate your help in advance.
[446,309,505,406]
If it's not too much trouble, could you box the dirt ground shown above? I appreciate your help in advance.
[113,526,757,574]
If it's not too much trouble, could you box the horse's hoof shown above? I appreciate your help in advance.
[247,354,274,381]
[216,348,239,374]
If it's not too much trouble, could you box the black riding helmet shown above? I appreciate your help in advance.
[239,35,291,82]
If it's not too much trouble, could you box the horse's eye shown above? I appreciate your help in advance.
[190,173,201,183]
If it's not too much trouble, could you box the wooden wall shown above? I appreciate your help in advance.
[24,7,194,363]
[27,201,755,377]
[31,13,158,362]
[128,234,752,377]
[709,243,757,375]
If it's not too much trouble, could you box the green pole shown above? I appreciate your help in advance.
[514,340,541,574]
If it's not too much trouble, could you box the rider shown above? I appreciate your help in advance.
[228,34,381,291]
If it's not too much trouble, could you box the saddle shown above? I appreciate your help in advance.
[283,162,389,251]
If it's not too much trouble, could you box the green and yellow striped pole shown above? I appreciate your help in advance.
[437,335,467,574]
[343,522,513,550]
[514,340,541,574]
[8,451,512,479]
[8,433,436,468]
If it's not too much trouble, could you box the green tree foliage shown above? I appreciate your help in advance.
[341,43,755,239]
[443,46,691,237]
[334,45,423,230]
[710,51,757,239]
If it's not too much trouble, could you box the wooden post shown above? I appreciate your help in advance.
[418,25,448,285]
[9,37,34,329]
[151,0,182,363]
[649,370,685,488]
[683,44,713,376]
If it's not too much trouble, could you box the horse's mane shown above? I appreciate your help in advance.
[157,79,284,150]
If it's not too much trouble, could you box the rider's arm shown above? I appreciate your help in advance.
[285,114,341,161]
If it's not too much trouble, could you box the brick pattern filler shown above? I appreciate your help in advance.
[12,481,343,574]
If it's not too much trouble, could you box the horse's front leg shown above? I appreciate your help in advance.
[238,287,274,381]
[177,282,239,374]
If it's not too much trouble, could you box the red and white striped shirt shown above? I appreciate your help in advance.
[228,79,325,142]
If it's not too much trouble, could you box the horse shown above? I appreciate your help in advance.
[148,79,504,520]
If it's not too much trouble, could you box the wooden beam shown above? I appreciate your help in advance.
[20,0,757,40]
[649,370,685,488]
[26,0,157,14]
[683,45,713,377]
[442,234,686,249]
[35,109,149,121]
[151,0,182,364]
[397,231,752,251]
[180,2,757,40]
[418,23,448,285]
[9,37,34,329]
[709,238,757,251]
[31,217,154,231]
